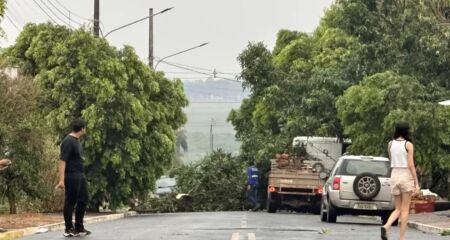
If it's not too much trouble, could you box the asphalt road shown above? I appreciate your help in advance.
[22,211,447,240]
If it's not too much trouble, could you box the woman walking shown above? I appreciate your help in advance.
[381,122,420,240]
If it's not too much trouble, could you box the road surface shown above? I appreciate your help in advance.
[22,211,446,240]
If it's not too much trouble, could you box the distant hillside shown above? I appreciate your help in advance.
[183,78,248,102]
[181,79,248,163]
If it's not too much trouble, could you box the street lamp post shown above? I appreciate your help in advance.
[103,7,174,38]
[153,42,209,70]
[149,8,154,67]
[102,7,208,70]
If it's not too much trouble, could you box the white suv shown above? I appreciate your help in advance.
[320,156,395,224]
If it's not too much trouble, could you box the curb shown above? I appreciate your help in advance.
[0,211,137,240]
[356,214,449,235]
[408,221,450,235]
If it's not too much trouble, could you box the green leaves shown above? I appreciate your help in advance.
[230,0,450,197]
[337,70,450,196]
[337,72,421,154]
[6,23,188,210]
[0,63,56,213]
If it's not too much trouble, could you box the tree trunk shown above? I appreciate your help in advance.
[7,193,16,214]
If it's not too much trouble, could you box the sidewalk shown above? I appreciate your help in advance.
[0,211,137,240]
[408,210,450,235]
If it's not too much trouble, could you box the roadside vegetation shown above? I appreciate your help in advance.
[1,0,450,215]
[0,0,187,213]
[135,150,247,213]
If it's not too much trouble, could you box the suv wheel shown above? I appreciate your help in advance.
[320,200,327,222]
[267,192,279,213]
[353,172,381,200]
[326,198,337,223]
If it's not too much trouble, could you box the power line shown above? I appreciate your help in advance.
[165,60,239,75]
[172,77,211,80]
[5,14,21,32]
[164,71,216,75]
[160,60,242,83]
[159,60,214,77]
[53,0,91,21]
[171,61,216,72]
[47,0,83,26]
[39,0,71,26]
[185,87,246,93]
[32,0,57,23]
[52,0,106,33]
[214,76,242,82]
[188,101,243,103]
[216,71,240,76]
[7,5,26,25]
[158,58,240,77]
[14,0,39,22]
[188,122,232,125]
[188,121,231,124]
[185,123,233,128]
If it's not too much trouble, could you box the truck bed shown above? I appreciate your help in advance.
[268,159,323,195]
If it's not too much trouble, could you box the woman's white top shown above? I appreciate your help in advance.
[390,140,408,168]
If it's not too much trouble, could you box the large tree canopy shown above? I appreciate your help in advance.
[229,0,450,197]
[5,23,188,210]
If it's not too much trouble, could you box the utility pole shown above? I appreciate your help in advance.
[149,8,154,68]
[94,0,100,37]
[210,118,216,152]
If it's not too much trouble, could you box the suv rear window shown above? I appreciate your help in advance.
[339,159,390,177]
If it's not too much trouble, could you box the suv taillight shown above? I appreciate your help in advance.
[332,176,341,190]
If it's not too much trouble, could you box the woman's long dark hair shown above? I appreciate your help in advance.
[394,122,412,142]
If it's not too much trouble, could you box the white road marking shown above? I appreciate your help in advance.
[241,214,247,228]
[230,232,240,240]
[241,220,247,228]
[248,233,256,240]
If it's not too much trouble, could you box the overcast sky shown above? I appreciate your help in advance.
[1,0,334,80]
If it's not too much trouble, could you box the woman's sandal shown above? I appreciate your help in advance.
[381,226,388,240]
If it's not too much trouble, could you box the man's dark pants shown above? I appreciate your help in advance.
[64,173,88,230]
[247,185,259,208]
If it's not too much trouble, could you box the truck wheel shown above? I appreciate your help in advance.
[267,192,279,213]
[326,199,337,223]
[353,172,381,200]
[320,200,327,222]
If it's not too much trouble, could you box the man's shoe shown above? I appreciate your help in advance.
[75,227,92,236]
[63,228,79,237]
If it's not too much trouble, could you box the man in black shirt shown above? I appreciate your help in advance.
[56,118,91,237]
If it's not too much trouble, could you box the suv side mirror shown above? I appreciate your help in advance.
[319,171,329,180]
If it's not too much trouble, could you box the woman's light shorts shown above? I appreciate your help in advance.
[390,168,415,195]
